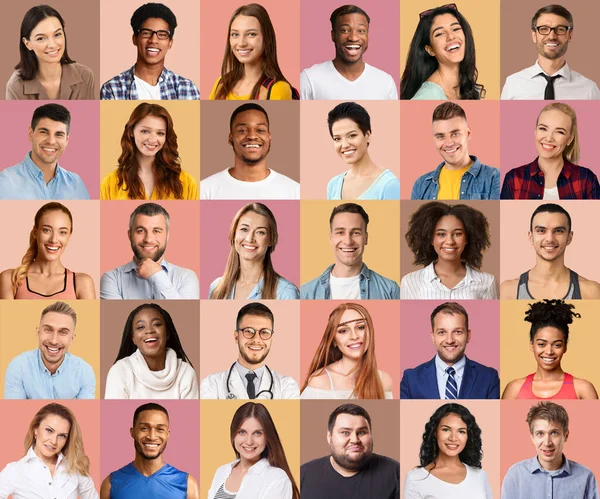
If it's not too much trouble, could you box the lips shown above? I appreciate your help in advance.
[347,342,363,350]
[247,344,264,352]
[344,44,362,56]
[243,143,262,150]
[45,49,61,57]
[237,49,252,57]
[443,146,459,154]
[146,48,161,56]
[445,42,462,52]
[340,248,357,253]
[45,344,62,356]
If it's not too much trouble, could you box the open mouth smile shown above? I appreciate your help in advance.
[445,42,462,52]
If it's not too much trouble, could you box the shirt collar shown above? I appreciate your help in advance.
[124,258,171,273]
[430,156,481,181]
[423,262,479,286]
[229,458,269,475]
[527,455,571,475]
[37,348,69,375]
[129,65,172,84]
[531,60,572,81]
[435,354,466,378]
[23,152,63,180]
[234,361,266,380]
[322,263,370,283]
[23,63,84,99]
[528,157,574,179]
[25,446,65,467]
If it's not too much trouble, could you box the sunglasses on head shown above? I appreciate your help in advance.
[419,3,458,20]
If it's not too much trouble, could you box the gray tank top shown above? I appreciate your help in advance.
[516,270,581,299]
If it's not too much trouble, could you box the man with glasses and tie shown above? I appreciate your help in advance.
[101,3,200,99]
[400,302,500,399]
[200,302,300,399]
[501,5,600,100]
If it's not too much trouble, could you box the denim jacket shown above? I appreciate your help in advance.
[300,263,400,299]
[410,156,500,200]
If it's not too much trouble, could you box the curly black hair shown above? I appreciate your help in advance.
[405,202,490,269]
[419,403,482,469]
[525,299,581,343]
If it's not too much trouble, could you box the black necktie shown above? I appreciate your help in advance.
[246,372,257,399]
[540,73,562,100]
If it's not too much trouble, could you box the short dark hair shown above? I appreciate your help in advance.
[133,402,169,426]
[31,104,71,134]
[129,202,170,232]
[131,3,177,36]
[432,102,467,123]
[531,4,573,30]
[526,401,569,434]
[430,302,469,331]
[327,102,372,137]
[327,403,372,433]
[529,203,572,233]
[329,203,369,229]
[330,5,371,30]
[230,103,270,131]
[236,302,274,330]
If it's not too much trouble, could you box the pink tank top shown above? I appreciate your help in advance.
[14,269,77,300]
[517,373,578,400]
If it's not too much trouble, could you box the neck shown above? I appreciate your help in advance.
[40,352,65,375]
[36,61,62,82]
[34,446,58,467]
[329,455,359,477]
[134,61,164,85]
[531,258,568,279]
[336,356,360,376]
[535,365,564,380]
[30,154,58,184]
[537,155,564,173]
[137,155,155,172]
[142,352,166,372]
[331,261,362,278]
[434,258,465,275]
[29,259,65,276]
[538,56,566,76]
[243,61,263,83]
[436,63,460,89]
[444,155,473,171]
[133,454,164,476]
[237,357,266,371]
[434,454,464,469]
[238,259,264,283]
[537,454,564,472]
[238,456,260,471]
[349,155,378,176]
[229,162,270,182]
[332,57,365,79]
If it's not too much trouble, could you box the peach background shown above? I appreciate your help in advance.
[300,101,401,199]
[0,200,101,297]
[99,101,200,184]
[100,300,200,397]
[199,0,300,96]
[500,300,600,395]
[0,300,100,398]
[299,300,400,398]
[99,0,200,88]
[498,200,600,283]
[400,400,501,498]
[200,400,300,498]
[500,400,600,478]
[400,0,501,99]
[400,200,500,279]
[200,101,300,181]
[0,400,101,489]
[300,200,401,285]
[400,101,501,199]
[199,300,300,384]
[99,200,200,278]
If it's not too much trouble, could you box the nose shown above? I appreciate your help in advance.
[50,331,60,344]
[244,230,255,242]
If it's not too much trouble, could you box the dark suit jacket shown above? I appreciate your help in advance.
[400,356,500,399]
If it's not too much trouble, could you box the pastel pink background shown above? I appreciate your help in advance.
[400,400,501,499]
[300,101,400,199]
[498,200,600,283]
[99,200,200,278]
[100,400,200,479]
[199,0,300,97]
[500,400,600,478]
[199,200,299,297]
[99,0,200,88]
[500,101,600,176]
[199,300,300,383]
[299,0,400,91]
[0,400,101,489]
[400,300,500,372]
[299,300,400,398]
[0,101,100,198]
[400,101,501,199]
[0,200,100,296]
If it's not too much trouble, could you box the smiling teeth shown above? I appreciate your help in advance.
[343,150,355,155]
[47,347,59,352]
[447,44,460,51]
[341,248,356,252]
[244,144,260,148]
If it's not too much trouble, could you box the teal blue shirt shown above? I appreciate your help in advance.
[327,169,400,200]
[411,82,447,100]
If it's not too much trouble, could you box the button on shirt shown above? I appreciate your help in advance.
[0,153,90,200]
[4,349,96,400]
[501,456,599,499]
[0,447,99,499]
[100,259,199,299]
[435,355,466,399]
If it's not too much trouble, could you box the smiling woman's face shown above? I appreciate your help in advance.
[24,16,65,65]
[132,308,167,360]
[426,13,465,66]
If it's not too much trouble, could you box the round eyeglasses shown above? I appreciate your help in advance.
[237,327,274,340]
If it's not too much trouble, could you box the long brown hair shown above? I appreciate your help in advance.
[12,202,73,296]
[215,4,289,100]
[301,303,385,399]
[210,203,280,299]
[230,402,299,499]
[24,403,91,477]
[117,103,183,199]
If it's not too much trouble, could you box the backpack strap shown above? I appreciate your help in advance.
[257,77,275,100]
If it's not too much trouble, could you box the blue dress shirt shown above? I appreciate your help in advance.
[435,354,466,399]
[4,349,96,399]
[208,275,299,299]
[0,153,90,200]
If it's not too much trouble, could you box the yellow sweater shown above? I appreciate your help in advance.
[208,77,292,100]
[100,169,199,200]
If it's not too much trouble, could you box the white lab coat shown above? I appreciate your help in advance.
[200,366,299,399]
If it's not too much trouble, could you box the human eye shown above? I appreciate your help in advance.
[257,230,267,236]
[338,328,348,334]
[452,26,463,32]
[42,227,51,233]
[341,430,350,435]
[255,430,263,436]
[136,324,145,330]
[357,324,366,331]
[257,128,267,134]
[358,29,366,34]
[158,131,165,136]
[239,226,248,232]
[238,429,246,435]
[156,428,165,433]
[459,429,467,434]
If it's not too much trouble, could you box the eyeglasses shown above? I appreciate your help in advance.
[237,327,274,340]
[533,25,571,36]
[137,28,171,40]
[419,3,458,20]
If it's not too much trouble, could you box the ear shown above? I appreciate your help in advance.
[425,45,435,57]
[528,231,534,246]
[132,33,138,46]
[327,431,332,445]
[168,38,173,50]
[466,126,472,141]
[529,341,534,353]
[28,127,34,143]
[364,231,368,246]
[234,330,239,344]
[331,30,335,43]
[130,427,135,439]
[22,37,32,51]
[564,429,569,442]
[466,329,471,344]
[566,231,573,246]
[228,133,233,146]
[531,29,537,44]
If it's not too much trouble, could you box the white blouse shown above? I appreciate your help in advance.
[403,464,492,499]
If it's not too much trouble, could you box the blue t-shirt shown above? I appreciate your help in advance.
[110,462,187,499]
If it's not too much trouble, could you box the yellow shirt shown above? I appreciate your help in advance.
[437,164,472,200]
[208,77,292,100]
[100,169,199,200]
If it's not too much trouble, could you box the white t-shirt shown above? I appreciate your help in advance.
[200,168,300,199]
[300,60,398,100]
[329,273,361,299]
[134,75,162,100]
[403,465,493,499]
[544,186,560,200]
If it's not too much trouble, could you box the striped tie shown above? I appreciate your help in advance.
[445,366,458,399]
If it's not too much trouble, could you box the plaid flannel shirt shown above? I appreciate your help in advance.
[100,66,199,100]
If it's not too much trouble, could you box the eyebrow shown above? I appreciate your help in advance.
[432,21,460,34]
[332,226,362,231]
[338,426,369,431]
[441,424,467,430]
[138,422,169,428]
[235,121,268,127]
[534,224,566,230]
[239,223,268,230]
[33,28,63,37]
[538,122,568,133]
[41,224,70,231]
[139,126,166,132]
[337,318,365,327]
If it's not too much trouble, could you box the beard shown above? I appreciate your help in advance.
[238,344,270,366]
[134,439,167,460]
[330,444,373,472]
[131,242,166,263]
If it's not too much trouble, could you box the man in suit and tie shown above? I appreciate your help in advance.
[400,302,499,399]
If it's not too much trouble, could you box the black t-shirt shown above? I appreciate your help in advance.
[300,453,399,499]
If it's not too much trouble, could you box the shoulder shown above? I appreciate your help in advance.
[477,163,500,176]
[269,169,300,188]
[364,63,395,82]
[500,278,519,299]
[465,464,488,481]
[566,458,595,476]
[269,81,293,100]
[466,357,498,374]
[502,377,525,399]
[75,272,94,286]
[306,370,330,390]
[101,169,119,185]
[60,167,86,184]
[405,466,428,482]
[573,377,599,399]
[302,61,331,77]
[301,456,329,473]
[201,169,228,185]
[469,266,496,282]
[404,358,434,375]
[504,458,531,478]
[6,70,24,91]
[367,267,398,285]
[275,277,300,299]
[72,62,94,81]
[412,82,446,100]
[260,462,289,481]
[0,460,22,483]
[0,268,15,283]
[379,370,394,392]
[179,169,198,185]
[503,164,529,180]
[577,275,600,298]
[7,349,33,368]
[370,453,400,472]
[208,276,223,296]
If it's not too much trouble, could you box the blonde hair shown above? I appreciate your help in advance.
[537,103,580,164]
[11,202,73,296]
[40,301,77,327]
[24,403,91,477]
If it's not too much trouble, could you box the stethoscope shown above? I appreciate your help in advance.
[226,362,274,399]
